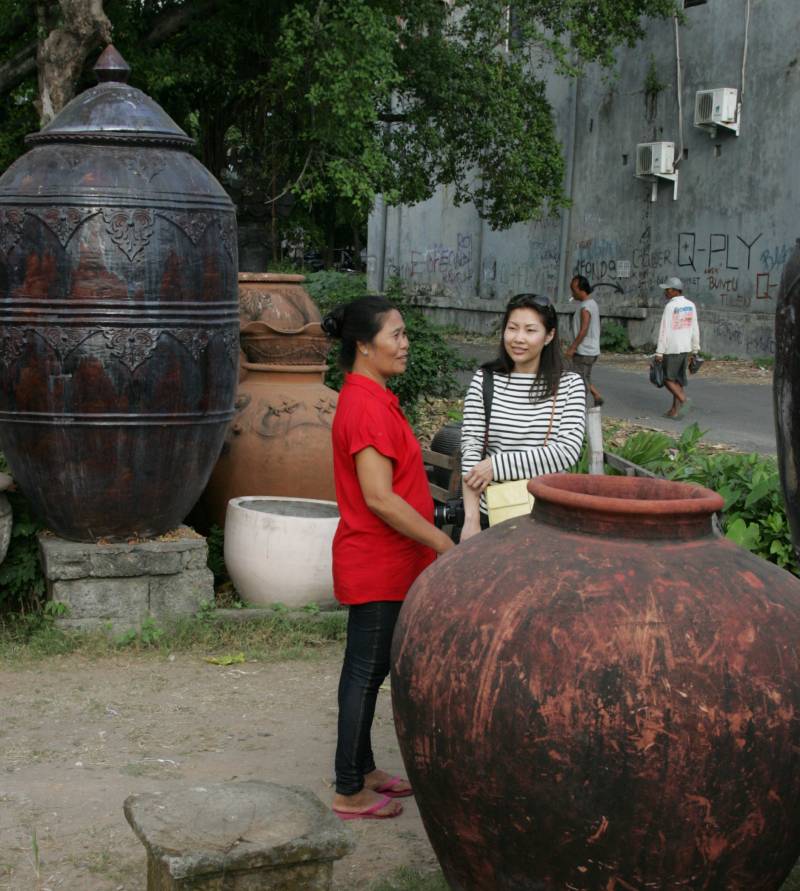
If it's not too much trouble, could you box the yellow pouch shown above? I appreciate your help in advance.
[485,479,534,526]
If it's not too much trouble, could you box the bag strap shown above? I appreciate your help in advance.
[481,370,494,459]
[543,383,559,446]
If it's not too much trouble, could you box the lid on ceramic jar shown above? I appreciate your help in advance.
[26,45,193,148]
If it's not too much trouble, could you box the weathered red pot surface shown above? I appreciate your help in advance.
[391,474,800,890]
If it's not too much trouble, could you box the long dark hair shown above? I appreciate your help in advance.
[481,293,562,401]
[321,295,396,371]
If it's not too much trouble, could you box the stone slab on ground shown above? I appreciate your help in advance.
[39,527,213,632]
[124,780,354,890]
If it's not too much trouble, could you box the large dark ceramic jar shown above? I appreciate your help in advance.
[775,243,800,561]
[0,47,238,541]
[392,474,800,890]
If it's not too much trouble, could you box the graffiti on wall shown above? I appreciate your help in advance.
[572,228,796,308]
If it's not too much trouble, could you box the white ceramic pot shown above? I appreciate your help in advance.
[224,496,339,607]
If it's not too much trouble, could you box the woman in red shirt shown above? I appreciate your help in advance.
[322,295,454,820]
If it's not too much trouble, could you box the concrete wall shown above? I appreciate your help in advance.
[368,0,799,357]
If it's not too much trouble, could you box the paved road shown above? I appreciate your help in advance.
[452,343,776,454]
[594,364,776,455]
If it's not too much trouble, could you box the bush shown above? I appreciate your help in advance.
[600,319,630,353]
[305,271,470,422]
[0,454,46,613]
[602,424,798,576]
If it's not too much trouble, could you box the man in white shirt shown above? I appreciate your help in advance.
[655,276,701,418]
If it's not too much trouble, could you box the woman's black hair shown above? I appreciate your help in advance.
[481,293,562,401]
[571,274,593,295]
[321,295,396,371]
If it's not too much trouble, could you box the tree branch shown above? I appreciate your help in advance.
[0,41,38,96]
[145,0,221,46]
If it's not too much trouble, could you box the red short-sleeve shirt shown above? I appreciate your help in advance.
[331,373,436,605]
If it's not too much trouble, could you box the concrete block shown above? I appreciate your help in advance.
[89,547,183,578]
[124,781,354,891]
[52,577,149,624]
[40,528,214,632]
[149,569,214,619]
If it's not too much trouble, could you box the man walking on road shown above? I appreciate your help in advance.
[565,274,603,407]
[655,276,700,419]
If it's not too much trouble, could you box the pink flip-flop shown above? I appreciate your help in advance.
[333,794,402,821]
[375,775,414,798]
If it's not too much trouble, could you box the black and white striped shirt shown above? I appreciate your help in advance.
[461,370,586,508]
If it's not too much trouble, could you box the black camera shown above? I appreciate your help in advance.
[433,497,465,529]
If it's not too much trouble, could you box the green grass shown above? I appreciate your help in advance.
[0,610,348,664]
[370,867,449,891]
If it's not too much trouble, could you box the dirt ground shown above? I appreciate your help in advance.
[0,648,438,890]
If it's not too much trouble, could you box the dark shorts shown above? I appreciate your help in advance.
[663,353,689,386]
[568,354,597,388]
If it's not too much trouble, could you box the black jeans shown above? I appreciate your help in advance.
[335,600,403,796]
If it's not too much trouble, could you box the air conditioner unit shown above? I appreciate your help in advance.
[694,88,740,135]
[635,141,678,201]
[636,142,675,176]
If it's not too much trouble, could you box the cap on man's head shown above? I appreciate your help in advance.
[659,276,683,291]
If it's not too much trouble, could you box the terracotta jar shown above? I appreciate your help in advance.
[0,47,238,541]
[191,274,337,530]
[239,272,329,366]
[196,362,337,529]
[392,474,800,891]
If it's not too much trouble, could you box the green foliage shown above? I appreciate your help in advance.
[206,524,228,587]
[370,868,449,891]
[0,486,46,613]
[116,616,165,649]
[0,0,679,228]
[0,608,348,662]
[602,424,799,576]
[306,272,470,422]
[599,320,631,353]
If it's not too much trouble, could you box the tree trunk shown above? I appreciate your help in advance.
[35,0,113,125]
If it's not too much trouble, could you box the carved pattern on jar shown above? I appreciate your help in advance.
[157,210,215,245]
[165,327,210,360]
[101,208,155,261]
[314,397,337,423]
[37,326,95,361]
[28,206,100,248]
[240,291,273,320]
[0,207,25,255]
[218,327,239,367]
[0,327,28,366]
[219,214,237,262]
[102,327,161,371]
[123,153,166,182]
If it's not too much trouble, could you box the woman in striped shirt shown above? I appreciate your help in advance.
[460,293,586,541]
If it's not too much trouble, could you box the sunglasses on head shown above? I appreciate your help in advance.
[508,293,553,310]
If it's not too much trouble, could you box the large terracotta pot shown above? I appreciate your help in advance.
[196,362,337,530]
[239,272,329,366]
[775,243,800,562]
[392,474,800,891]
[190,273,337,530]
[0,46,238,541]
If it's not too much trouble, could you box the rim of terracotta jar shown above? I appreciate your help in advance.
[240,320,325,337]
[238,272,306,283]
[241,360,328,374]
[528,473,724,540]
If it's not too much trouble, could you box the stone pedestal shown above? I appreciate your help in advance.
[39,527,213,632]
[124,781,354,891]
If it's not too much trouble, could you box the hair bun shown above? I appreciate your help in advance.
[321,307,345,338]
